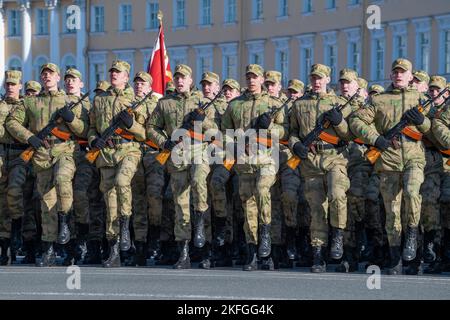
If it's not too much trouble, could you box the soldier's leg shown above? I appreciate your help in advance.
[191,163,211,249]
[73,159,94,236]
[303,174,328,272]
[21,169,38,264]
[440,170,450,271]
[379,172,403,274]
[365,172,384,266]
[209,165,231,245]
[0,169,10,265]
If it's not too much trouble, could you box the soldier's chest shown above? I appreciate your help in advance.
[30,96,65,122]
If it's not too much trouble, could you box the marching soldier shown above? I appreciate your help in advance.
[88,60,146,268]
[368,84,385,96]
[350,58,430,275]
[289,64,351,273]
[7,63,89,267]
[24,81,41,96]
[412,70,430,94]
[94,81,110,95]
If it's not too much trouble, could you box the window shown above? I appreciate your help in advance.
[273,38,290,87]
[252,0,263,20]
[8,57,22,71]
[114,51,135,79]
[34,56,48,80]
[348,43,360,74]
[373,38,385,81]
[325,45,337,83]
[93,63,105,83]
[445,30,450,74]
[326,0,336,9]
[224,0,237,23]
[302,0,312,13]
[63,6,76,33]
[247,40,265,68]
[147,1,159,30]
[278,0,288,17]
[301,47,313,82]
[36,8,48,35]
[348,0,360,5]
[194,45,213,82]
[8,10,21,36]
[418,32,430,72]
[61,55,77,74]
[119,4,132,31]
[393,35,407,60]
[437,15,450,75]
[169,47,188,67]
[92,6,105,32]
[89,52,107,94]
[200,0,212,26]
[220,43,238,80]
[174,0,186,27]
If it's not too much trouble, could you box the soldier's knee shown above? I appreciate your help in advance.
[281,190,297,204]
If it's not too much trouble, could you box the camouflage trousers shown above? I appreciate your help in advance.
[36,155,76,242]
[160,177,175,242]
[270,176,283,245]
[303,165,350,247]
[132,149,166,242]
[99,155,140,240]
[379,164,424,247]
[440,166,450,230]
[280,164,301,228]
[419,150,443,232]
[73,151,105,241]
[236,165,277,245]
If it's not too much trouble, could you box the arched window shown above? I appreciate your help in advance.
[34,56,48,80]
[61,54,77,74]
[8,57,22,71]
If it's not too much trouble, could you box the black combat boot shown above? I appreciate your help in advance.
[36,241,56,267]
[311,246,326,273]
[258,224,271,258]
[424,241,442,274]
[57,212,71,245]
[243,243,257,271]
[285,227,297,260]
[192,211,206,248]
[199,243,212,269]
[83,240,102,264]
[119,216,131,251]
[174,240,191,269]
[365,227,384,267]
[125,241,147,266]
[423,230,437,264]
[296,227,312,267]
[63,239,78,266]
[402,226,418,261]
[147,225,161,258]
[21,240,36,264]
[444,228,450,263]
[330,228,344,260]
[10,218,22,262]
[387,246,402,275]
[335,246,358,273]
[0,238,10,265]
[103,238,121,268]
[213,243,233,267]
[214,217,227,247]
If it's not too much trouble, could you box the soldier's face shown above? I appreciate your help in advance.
[64,76,84,96]
[201,80,219,99]
[429,86,445,105]
[5,82,22,98]
[310,75,329,93]
[339,79,359,98]
[223,86,240,102]
[390,68,413,89]
[265,82,282,97]
[40,69,60,90]
[411,78,429,93]
[110,70,129,89]
[25,90,39,97]
[134,79,151,97]
[174,74,193,93]
[287,89,302,99]
[246,73,264,93]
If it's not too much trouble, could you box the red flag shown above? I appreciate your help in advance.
[147,15,172,97]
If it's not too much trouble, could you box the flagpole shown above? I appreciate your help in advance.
[158,11,166,93]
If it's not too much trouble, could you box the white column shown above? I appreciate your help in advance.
[0,1,5,89]
[46,0,60,65]
[76,0,87,78]
[20,0,32,83]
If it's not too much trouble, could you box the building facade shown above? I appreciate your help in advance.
[1,0,450,93]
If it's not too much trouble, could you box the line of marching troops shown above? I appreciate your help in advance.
[0,56,449,276]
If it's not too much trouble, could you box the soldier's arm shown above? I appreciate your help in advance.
[334,100,358,141]
[67,101,90,138]
[288,102,301,149]
[349,103,380,145]
[6,98,33,144]
[201,104,218,132]
[221,101,236,145]
[124,107,146,141]
[0,103,9,142]
[87,97,100,145]
[147,101,168,148]
[432,108,450,149]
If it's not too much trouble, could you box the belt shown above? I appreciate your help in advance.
[310,141,346,154]
[110,136,132,147]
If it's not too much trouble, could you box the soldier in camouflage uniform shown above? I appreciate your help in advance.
[147,64,217,269]
[422,76,449,273]
[62,68,96,265]
[127,71,160,266]
[368,84,385,96]
[221,64,285,271]
[412,70,430,94]
[94,81,110,95]
[6,63,89,267]
[88,60,146,268]
[24,81,41,96]
[289,64,351,273]
[350,58,430,275]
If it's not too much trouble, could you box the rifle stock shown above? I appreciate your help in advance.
[20,147,34,163]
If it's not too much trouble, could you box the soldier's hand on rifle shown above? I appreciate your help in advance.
[256,112,272,129]
[164,139,177,151]
[189,108,206,122]
[374,135,392,151]
[91,137,107,149]
[118,110,134,129]
[58,105,75,123]
[27,135,46,150]
[403,107,424,126]
[323,108,343,126]
[293,141,309,159]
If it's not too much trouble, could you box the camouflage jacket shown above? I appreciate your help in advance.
[88,84,145,167]
[147,90,217,149]
[349,85,429,172]
[431,101,450,172]
[288,90,351,175]
[6,89,88,171]
[0,96,22,144]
